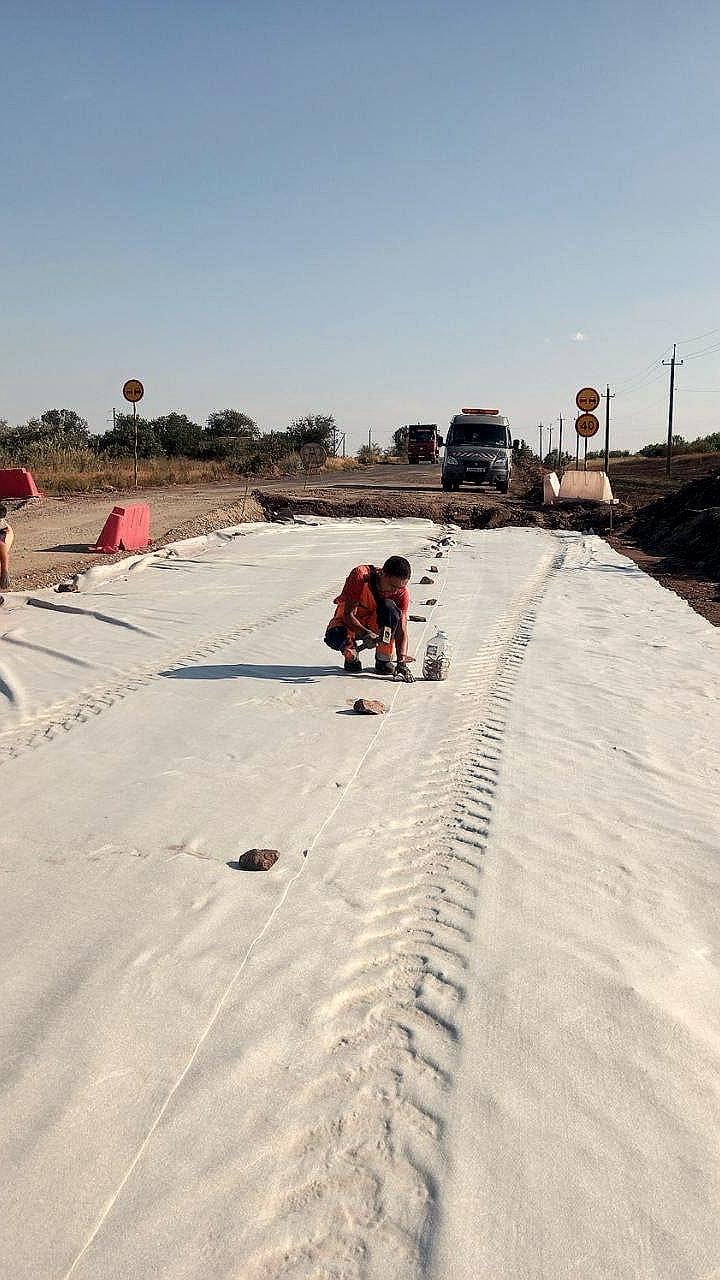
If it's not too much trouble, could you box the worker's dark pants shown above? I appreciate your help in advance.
[325,598,400,658]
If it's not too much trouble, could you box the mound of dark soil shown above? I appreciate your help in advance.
[253,486,624,534]
[513,457,545,504]
[630,467,720,580]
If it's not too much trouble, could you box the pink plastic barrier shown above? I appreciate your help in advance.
[0,468,41,498]
[94,504,151,553]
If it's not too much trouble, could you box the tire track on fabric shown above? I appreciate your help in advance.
[0,583,337,767]
[239,537,567,1280]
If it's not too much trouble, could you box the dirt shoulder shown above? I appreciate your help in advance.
[4,482,266,592]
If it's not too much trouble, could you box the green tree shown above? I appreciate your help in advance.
[205,409,259,440]
[152,412,203,457]
[391,426,408,458]
[39,409,89,444]
[285,413,335,453]
[202,409,260,461]
[357,443,383,464]
[93,414,160,458]
[513,438,536,462]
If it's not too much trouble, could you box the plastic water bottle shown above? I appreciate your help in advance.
[423,629,451,681]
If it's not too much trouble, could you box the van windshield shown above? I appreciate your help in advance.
[449,424,507,446]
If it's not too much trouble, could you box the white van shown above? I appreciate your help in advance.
[441,409,514,494]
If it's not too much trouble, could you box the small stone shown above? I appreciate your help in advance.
[236,848,279,871]
[425,598,437,605]
[429,565,439,573]
[435,552,443,558]
[353,698,386,715]
[419,575,433,584]
[409,614,427,622]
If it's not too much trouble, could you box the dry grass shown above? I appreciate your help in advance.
[6,448,360,495]
[26,454,235,494]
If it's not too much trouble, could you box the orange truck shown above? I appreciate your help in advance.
[407,423,442,464]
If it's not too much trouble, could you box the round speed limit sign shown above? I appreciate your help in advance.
[123,379,144,403]
[575,413,600,438]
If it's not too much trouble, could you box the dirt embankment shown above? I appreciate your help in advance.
[629,467,720,580]
[605,466,720,626]
[253,465,720,627]
[253,473,626,535]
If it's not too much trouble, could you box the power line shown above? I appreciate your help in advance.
[677,324,720,347]
[683,339,720,361]
[614,347,672,393]
[616,370,667,397]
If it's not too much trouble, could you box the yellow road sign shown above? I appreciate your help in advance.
[576,386,600,412]
[575,413,600,438]
[123,379,144,403]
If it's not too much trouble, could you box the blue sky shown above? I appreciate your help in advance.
[2,0,719,452]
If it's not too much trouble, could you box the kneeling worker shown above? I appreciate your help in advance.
[325,555,415,682]
[0,504,14,591]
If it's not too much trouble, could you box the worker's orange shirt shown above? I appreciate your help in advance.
[330,564,409,632]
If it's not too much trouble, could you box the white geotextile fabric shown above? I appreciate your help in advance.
[1,521,719,1280]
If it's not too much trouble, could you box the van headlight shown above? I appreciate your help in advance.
[446,453,459,465]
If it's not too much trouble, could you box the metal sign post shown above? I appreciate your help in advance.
[575,390,600,473]
[122,379,145,488]
[602,385,614,476]
[575,412,600,471]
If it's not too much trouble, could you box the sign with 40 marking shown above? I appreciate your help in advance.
[575,413,600,438]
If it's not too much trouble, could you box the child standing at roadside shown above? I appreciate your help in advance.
[0,504,15,590]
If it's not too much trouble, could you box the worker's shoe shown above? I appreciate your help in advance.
[344,653,362,673]
[375,656,395,676]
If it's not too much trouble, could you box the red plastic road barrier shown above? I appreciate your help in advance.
[94,504,151,553]
[0,468,41,499]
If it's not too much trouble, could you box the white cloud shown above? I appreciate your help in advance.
[572,331,586,342]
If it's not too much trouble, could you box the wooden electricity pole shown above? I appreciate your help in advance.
[602,385,614,475]
[662,345,683,477]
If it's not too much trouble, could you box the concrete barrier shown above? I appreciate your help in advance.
[558,470,614,504]
[0,468,41,499]
[94,504,151,553]
[543,472,561,505]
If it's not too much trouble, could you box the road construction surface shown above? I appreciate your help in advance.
[1,517,719,1280]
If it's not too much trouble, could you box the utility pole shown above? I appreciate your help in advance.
[547,424,553,463]
[662,345,683,477]
[558,413,563,469]
[538,423,544,462]
[602,385,615,476]
[112,407,116,430]
[368,427,372,452]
